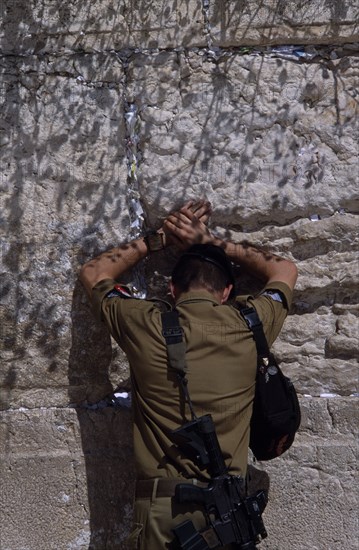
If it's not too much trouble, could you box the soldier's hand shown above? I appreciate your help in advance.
[187,200,211,224]
[163,205,213,250]
[160,200,211,248]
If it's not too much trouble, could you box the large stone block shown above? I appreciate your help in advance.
[209,0,359,46]
[2,47,357,410]
[0,0,204,55]
[0,406,134,549]
[128,51,358,229]
[261,449,358,549]
[256,397,358,549]
[1,1,358,55]
[0,54,130,409]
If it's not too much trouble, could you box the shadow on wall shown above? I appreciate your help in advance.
[212,0,352,45]
[1,0,357,546]
[0,0,352,54]
[68,281,135,548]
[0,0,199,53]
[138,47,355,232]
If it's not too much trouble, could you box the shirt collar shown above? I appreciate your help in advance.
[175,289,221,306]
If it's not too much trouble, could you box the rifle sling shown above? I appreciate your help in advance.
[161,310,197,419]
[161,310,187,373]
[162,307,270,415]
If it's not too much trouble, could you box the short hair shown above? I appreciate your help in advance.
[171,244,235,296]
[171,257,229,295]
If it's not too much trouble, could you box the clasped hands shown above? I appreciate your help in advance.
[160,200,214,250]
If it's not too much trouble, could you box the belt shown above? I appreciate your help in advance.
[135,478,208,499]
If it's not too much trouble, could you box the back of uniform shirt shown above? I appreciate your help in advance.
[91,280,292,480]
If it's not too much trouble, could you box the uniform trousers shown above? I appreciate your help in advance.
[127,478,235,550]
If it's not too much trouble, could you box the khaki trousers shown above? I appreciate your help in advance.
[127,479,235,550]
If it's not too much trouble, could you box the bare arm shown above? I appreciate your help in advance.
[79,237,148,297]
[216,240,298,290]
[163,207,298,291]
[79,200,212,296]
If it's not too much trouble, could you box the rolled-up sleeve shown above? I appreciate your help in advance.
[90,278,118,322]
[235,281,293,347]
[89,278,155,353]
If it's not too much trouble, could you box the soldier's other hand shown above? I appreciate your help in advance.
[160,200,211,248]
[184,200,212,224]
[163,206,213,250]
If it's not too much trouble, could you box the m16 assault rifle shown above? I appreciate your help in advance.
[171,414,268,550]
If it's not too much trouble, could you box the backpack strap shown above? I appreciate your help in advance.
[238,306,270,364]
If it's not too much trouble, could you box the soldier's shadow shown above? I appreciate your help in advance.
[68,281,135,549]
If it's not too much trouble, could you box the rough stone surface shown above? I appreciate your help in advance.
[0,399,357,549]
[260,397,358,550]
[0,407,134,549]
[0,0,204,54]
[0,1,358,549]
[129,52,358,228]
[209,0,359,46]
[1,0,358,55]
[1,53,130,410]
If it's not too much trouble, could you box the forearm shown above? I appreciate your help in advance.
[79,236,148,296]
[211,237,297,290]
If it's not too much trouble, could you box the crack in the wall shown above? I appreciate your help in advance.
[202,0,213,50]
[326,401,335,430]
[71,457,86,510]
[114,50,148,297]
[3,393,357,413]
[2,42,357,63]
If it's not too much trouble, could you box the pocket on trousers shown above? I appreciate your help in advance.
[127,523,143,550]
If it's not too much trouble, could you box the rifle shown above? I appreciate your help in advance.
[171,414,268,549]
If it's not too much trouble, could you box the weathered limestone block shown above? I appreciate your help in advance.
[209,0,359,46]
[325,307,359,361]
[128,51,358,229]
[0,406,134,549]
[261,450,358,549]
[0,0,204,55]
[0,54,130,409]
[258,397,358,549]
[1,1,358,55]
[2,48,356,409]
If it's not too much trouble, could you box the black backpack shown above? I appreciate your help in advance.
[240,306,301,461]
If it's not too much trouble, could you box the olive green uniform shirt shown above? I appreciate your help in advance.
[91,280,292,481]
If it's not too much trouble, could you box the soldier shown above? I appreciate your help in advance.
[80,200,297,549]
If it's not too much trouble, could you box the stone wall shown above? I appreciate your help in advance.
[0,1,358,548]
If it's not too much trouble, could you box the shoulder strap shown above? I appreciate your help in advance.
[161,310,187,373]
[161,310,197,420]
[238,306,270,362]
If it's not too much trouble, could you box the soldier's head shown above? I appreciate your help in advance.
[170,244,235,303]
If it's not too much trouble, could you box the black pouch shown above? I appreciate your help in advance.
[250,352,301,460]
[240,307,301,461]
